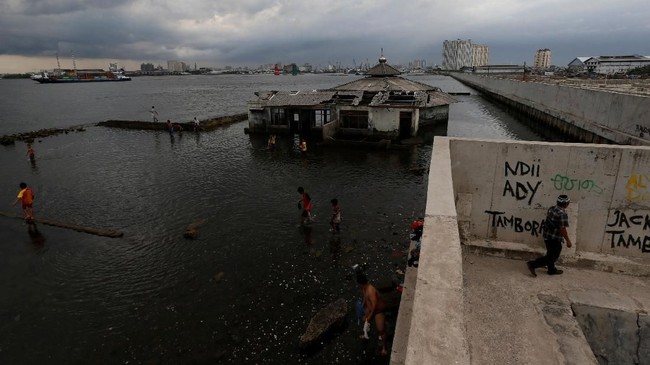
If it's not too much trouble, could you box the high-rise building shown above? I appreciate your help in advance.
[534,49,551,69]
[471,44,489,67]
[167,60,188,72]
[442,39,489,70]
[140,63,155,72]
[442,39,472,70]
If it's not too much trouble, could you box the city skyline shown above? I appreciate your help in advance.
[1,0,649,73]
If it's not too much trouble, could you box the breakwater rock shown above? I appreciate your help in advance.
[98,113,247,131]
[0,127,86,146]
[299,298,347,351]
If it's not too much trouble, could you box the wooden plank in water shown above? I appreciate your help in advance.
[0,212,124,238]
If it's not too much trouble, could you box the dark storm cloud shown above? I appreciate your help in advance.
[1,0,649,70]
[9,0,132,15]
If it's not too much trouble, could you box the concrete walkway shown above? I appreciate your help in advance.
[463,252,650,365]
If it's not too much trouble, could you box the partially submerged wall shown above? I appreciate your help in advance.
[452,74,650,146]
[449,138,650,259]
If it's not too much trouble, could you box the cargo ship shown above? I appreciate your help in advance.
[31,60,131,83]
[31,68,131,83]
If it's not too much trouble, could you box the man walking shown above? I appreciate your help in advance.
[151,106,159,123]
[527,195,572,276]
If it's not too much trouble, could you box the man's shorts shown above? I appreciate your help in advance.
[22,203,33,209]
[301,210,310,217]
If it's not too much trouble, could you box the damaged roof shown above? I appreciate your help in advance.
[369,90,457,107]
[250,90,337,106]
[249,54,455,109]
[251,89,455,108]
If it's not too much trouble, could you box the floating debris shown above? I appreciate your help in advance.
[183,219,207,239]
[214,272,225,283]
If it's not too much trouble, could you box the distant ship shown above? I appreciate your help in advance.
[31,68,131,83]
[31,60,131,83]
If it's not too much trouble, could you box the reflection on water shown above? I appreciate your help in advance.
[0,75,543,364]
[27,223,46,246]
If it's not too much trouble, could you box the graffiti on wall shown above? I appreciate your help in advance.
[550,174,603,194]
[503,161,542,205]
[626,174,650,201]
[484,210,547,237]
[605,210,650,253]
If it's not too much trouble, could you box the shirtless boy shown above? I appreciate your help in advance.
[357,273,388,355]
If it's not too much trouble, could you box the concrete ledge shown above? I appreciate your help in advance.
[396,138,469,365]
[465,239,650,277]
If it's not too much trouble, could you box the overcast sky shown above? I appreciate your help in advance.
[1,0,649,73]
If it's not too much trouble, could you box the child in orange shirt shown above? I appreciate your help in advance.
[14,182,35,221]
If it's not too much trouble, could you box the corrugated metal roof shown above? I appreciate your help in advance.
[428,91,457,106]
[597,56,650,63]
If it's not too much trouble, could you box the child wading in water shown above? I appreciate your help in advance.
[27,144,35,161]
[297,187,313,224]
[14,182,35,222]
[330,198,341,233]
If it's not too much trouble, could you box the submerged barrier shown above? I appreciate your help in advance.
[2,114,247,146]
[0,212,124,238]
[98,113,247,131]
[0,126,87,146]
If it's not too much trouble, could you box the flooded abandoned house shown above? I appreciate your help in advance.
[246,56,456,143]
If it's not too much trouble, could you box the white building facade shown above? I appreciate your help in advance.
[584,55,650,74]
[471,44,489,67]
[443,39,489,70]
[442,39,472,70]
[167,60,188,72]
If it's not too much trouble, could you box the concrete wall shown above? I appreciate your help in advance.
[394,137,650,365]
[449,138,650,258]
[453,74,650,146]
[370,107,403,134]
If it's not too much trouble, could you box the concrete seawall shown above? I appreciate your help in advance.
[451,74,650,146]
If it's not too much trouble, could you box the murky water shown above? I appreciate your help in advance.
[0,74,542,364]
